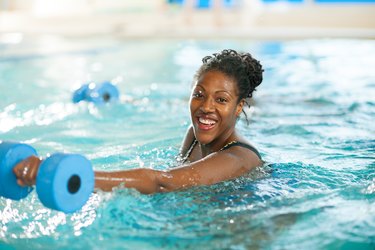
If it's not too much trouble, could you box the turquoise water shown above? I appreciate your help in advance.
[0,35,374,249]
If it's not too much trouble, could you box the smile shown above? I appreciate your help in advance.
[197,117,217,130]
[199,117,216,125]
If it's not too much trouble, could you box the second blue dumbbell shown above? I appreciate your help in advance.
[72,81,119,104]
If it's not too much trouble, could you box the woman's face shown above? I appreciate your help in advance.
[189,70,244,146]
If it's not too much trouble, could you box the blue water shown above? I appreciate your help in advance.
[0,35,374,249]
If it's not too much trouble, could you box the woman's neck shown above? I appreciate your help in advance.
[199,131,239,157]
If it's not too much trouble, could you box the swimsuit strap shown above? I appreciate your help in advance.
[182,139,198,163]
[220,141,262,160]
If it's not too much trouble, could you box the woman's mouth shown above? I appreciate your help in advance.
[197,117,217,131]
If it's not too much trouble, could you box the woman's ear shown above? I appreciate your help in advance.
[236,99,245,116]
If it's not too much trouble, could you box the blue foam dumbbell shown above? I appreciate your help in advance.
[72,81,119,104]
[0,141,94,213]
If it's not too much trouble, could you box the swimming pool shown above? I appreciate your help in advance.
[0,35,374,249]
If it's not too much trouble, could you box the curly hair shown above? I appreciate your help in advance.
[195,49,263,102]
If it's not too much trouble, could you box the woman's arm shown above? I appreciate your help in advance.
[94,146,261,194]
[13,146,261,194]
[95,168,163,193]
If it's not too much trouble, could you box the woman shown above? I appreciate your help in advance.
[14,49,264,194]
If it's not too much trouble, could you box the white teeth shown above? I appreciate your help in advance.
[199,117,216,125]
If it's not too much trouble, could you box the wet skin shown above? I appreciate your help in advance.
[13,70,262,194]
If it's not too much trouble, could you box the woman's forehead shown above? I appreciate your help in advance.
[195,71,238,93]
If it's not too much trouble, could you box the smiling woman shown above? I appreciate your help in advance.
[13,49,264,194]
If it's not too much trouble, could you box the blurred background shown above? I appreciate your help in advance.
[1,0,374,39]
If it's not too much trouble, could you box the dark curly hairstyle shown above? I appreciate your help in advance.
[195,49,263,102]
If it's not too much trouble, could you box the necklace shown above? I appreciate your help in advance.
[219,140,238,151]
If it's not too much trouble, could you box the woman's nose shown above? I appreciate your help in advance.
[200,97,215,113]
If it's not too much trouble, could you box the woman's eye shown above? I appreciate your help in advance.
[192,91,203,98]
[217,97,228,103]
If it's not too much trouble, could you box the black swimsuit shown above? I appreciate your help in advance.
[220,141,262,159]
[183,139,262,163]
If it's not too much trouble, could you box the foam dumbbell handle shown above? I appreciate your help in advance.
[0,141,37,200]
[36,153,94,213]
[72,84,90,103]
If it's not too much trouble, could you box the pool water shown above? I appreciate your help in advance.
[0,35,374,249]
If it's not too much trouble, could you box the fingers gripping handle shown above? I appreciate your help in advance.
[0,141,95,213]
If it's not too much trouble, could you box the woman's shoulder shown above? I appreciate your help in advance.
[221,136,262,162]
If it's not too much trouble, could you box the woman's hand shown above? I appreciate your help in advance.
[12,155,41,187]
